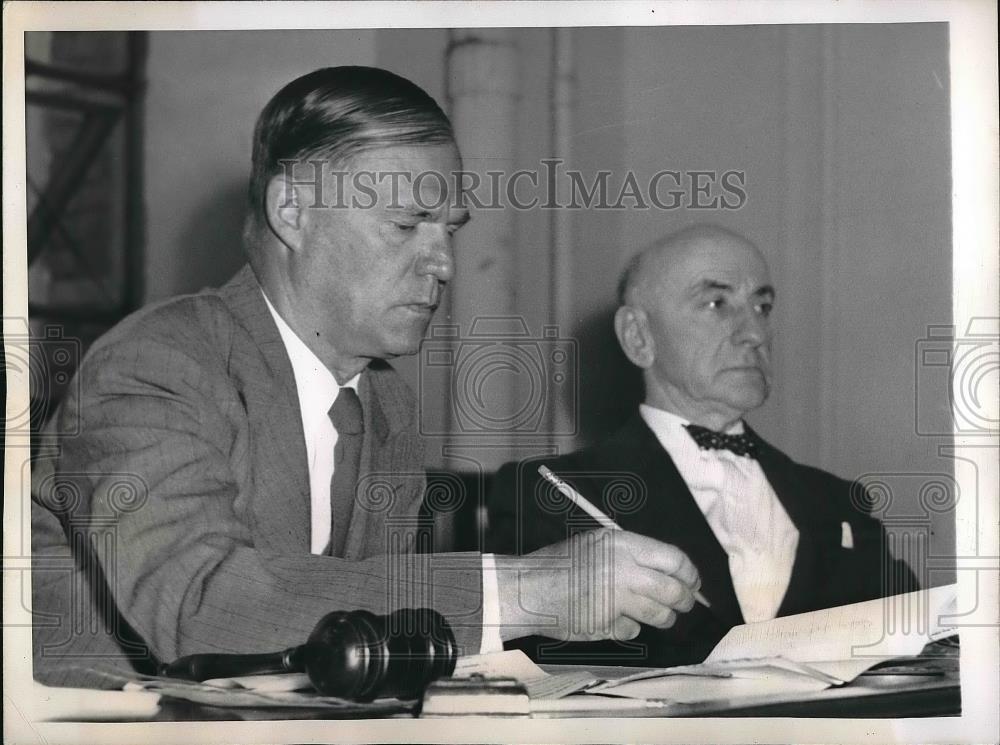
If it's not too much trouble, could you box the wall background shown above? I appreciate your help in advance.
[137,25,953,568]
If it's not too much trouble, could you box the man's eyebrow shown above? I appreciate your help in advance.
[691,279,734,294]
[388,206,432,218]
[386,206,472,226]
[688,280,775,298]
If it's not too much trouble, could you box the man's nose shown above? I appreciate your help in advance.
[415,225,455,283]
[734,306,770,346]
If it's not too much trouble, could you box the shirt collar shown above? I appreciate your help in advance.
[261,289,359,411]
[639,403,745,451]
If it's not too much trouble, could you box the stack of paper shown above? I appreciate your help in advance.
[453,650,600,699]
[443,651,671,716]
[588,584,957,703]
[123,674,413,714]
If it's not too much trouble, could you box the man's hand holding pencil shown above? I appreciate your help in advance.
[494,467,703,643]
[539,465,712,609]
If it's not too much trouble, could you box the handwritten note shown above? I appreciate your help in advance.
[705,584,957,664]
[589,585,957,702]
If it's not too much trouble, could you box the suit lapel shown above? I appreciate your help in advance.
[219,266,312,553]
[608,416,745,628]
[751,429,837,616]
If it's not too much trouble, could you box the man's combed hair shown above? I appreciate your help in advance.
[245,66,455,244]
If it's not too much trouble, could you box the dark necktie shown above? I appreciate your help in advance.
[327,388,364,556]
[684,423,758,459]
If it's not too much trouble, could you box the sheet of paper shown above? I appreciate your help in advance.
[125,676,412,712]
[586,586,957,703]
[593,665,832,703]
[202,672,312,692]
[804,656,897,683]
[454,650,599,699]
[592,657,832,691]
[705,584,957,664]
[523,670,600,700]
[454,650,548,682]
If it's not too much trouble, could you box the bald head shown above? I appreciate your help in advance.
[614,224,775,429]
[618,225,763,307]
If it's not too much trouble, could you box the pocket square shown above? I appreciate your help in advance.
[841,521,854,549]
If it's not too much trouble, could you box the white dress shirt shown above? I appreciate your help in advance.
[639,404,800,622]
[262,292,502,652]
[263,293,357,554]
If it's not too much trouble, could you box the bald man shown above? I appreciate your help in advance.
[487,224,918,667]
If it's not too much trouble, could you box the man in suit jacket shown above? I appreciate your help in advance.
[31,67,703,688]
[488,224,918,667]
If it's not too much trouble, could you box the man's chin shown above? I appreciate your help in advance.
[379,331,427,359]
[719,376,770,413]
[732,387,769,412]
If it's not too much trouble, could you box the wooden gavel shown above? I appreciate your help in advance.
[159,608,457,701]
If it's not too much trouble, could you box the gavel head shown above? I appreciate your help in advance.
[299,608,457,701]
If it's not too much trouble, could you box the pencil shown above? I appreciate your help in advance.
[537,465,712,610]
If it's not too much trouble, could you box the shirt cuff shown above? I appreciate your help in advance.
[479,553,504,654]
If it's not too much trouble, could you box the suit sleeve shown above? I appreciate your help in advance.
[485,462,522,554]
[38,330,484,663]
[31,457,160,688]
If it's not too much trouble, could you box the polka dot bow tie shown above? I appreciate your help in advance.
[684,424,759,458]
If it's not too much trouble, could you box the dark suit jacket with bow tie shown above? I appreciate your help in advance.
[486,413,918,667]
[31,266,484,688]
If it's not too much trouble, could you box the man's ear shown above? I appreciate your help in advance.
[264,174,307,252]
[614,305,654,369]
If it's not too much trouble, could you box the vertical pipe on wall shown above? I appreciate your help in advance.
[549,27,576,448]
[124,31,147,313]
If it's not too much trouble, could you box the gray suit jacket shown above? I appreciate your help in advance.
[32,266,484,687]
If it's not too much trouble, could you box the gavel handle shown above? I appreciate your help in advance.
[159,647,302,681]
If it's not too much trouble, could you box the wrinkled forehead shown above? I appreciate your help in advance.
[649,236,772,292]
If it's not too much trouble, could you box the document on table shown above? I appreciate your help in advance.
[453,650,600,699]
[123,675,413,713]
[705,583,957,664]
[590,584,957,703]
